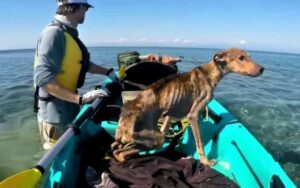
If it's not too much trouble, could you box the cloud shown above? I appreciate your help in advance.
[138,38,147,42]
[156,39,167,43]
[173,38,180,42]
[239,40,247,44]
[98,37,197,47]
[183,40,192,43]
[172,38,193,43]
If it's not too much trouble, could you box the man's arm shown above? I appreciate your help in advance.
[40,63,111,105]
[43,80,80,104]
[88,62,111,75]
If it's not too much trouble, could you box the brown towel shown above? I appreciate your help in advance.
[105,154,238,188]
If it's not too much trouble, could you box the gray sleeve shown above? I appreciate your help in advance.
[34,26,66,87]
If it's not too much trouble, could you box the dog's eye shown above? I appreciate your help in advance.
[239,55,245,61]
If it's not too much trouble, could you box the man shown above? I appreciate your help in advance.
[34,0,116,150]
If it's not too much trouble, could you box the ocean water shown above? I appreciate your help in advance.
[0,47,299,185]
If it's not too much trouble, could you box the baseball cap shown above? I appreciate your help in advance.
[57,0,94,8]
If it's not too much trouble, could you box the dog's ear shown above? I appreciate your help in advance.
[213,51,226,63]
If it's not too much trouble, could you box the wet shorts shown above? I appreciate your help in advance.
[38,121,67,150]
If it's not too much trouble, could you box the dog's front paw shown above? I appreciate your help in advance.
[112,150,126,162]
[201,156,216,166]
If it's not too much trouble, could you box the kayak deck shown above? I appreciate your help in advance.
[176,99,295,188]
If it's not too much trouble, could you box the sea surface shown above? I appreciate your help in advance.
[0,47,299,186]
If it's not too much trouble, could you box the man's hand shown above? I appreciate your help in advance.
[146,54,182,64]
[80,89,108,105]
[107,69,119,82]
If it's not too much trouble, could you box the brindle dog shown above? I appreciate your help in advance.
[111,48,264,166]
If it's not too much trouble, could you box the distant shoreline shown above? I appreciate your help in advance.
[0,46,299,57]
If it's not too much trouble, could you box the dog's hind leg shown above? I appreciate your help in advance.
[160,116,171,134]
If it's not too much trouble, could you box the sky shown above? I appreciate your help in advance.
[0,0,299,54]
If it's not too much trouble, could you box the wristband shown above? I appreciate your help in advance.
[79,96,83,105]
[106,68,114,75]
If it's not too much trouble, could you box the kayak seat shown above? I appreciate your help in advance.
[101,105,121,122]
[122,61,178,90]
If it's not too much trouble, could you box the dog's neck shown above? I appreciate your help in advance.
[200,61,228,88]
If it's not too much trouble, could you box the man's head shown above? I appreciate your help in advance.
[57,0,93,8]
[56,0,93,24]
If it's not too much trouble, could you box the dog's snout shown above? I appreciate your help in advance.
[259,67,264,74]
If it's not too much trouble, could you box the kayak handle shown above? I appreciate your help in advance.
[232,141,263,188]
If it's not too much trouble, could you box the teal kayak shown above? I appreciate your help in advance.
[42,93,296,188]
[41,58,296,188]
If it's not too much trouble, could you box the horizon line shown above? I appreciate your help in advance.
[0,46,299,56]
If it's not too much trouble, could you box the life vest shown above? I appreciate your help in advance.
[55,31,87,92]
[34,23,90,112]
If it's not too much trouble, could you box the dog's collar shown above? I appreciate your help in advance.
[213,60,225,76]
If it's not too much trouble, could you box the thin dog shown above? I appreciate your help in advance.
[112,48,264,166]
